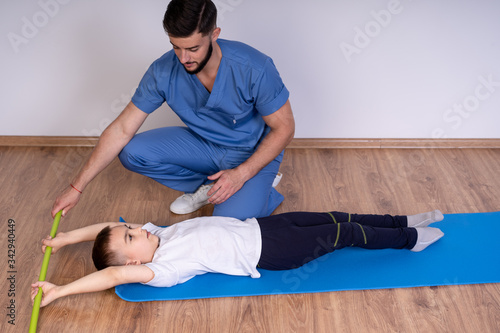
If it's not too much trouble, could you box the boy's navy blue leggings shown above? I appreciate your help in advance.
[256,211,417,270]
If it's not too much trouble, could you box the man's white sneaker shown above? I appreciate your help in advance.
[170,184,213,214]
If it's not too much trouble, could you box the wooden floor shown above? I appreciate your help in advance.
[1,146,500,332]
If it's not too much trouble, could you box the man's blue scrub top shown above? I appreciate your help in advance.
[131,39,290,150]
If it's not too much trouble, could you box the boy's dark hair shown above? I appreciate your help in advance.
[163,0,217,37]
[92,226,124,271]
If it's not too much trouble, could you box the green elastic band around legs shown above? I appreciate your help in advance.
[29,210,62,333]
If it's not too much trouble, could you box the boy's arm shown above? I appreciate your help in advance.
[43,222,144,253]
[31,265,154,307]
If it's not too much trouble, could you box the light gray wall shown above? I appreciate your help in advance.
[1,0,499,138]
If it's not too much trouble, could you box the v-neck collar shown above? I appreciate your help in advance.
[189,41,224,109]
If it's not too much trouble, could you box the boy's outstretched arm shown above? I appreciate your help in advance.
[42,222,144,254]
[31,264,154,307]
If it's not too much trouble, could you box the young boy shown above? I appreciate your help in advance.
[31,210,444,307]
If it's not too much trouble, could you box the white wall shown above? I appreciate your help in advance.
[1,0,499,138]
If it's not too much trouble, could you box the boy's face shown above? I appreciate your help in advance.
[109,225,160,265]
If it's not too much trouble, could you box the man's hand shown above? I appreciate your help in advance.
[41,232,69,254]
[31,281,60,308]
[206,100,294,205]
[51,186,81,218]
[207,168,248,205]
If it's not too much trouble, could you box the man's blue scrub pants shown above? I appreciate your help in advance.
[118,126,284,220]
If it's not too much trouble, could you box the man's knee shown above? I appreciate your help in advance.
[118,139,141,171]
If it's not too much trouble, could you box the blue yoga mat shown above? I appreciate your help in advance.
[115,212,500,302]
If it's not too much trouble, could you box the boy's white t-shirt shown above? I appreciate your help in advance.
[141,216,262,287]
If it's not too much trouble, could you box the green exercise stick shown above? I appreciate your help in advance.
[29,210,62,333]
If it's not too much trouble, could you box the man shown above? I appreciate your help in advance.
[51,0,294,220]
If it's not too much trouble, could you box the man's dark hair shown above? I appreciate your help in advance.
[92,226,124,271]
[163,0,217,37]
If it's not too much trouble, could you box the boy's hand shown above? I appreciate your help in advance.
[41,232,69,254]
[31,281,60,307]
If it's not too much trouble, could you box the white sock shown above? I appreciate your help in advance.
[407,210,444,228]
[411,227,444,252]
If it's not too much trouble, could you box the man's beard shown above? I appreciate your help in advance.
[184,43,213,75]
